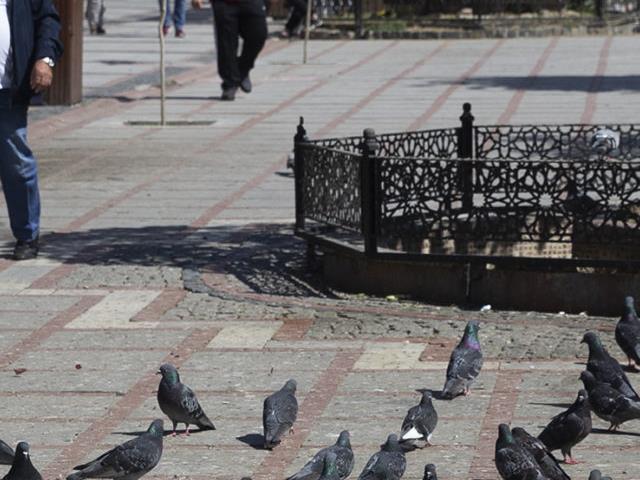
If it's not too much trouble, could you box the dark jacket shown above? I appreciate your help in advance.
[9,0,64,104]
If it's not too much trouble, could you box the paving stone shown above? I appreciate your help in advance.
[40,329,191,350]
[56,265,183,289]
[11,349,168,372]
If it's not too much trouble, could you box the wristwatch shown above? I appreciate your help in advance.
[40,57,55,68]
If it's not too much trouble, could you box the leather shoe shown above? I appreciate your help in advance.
[13,236,39,261]
[221,86,237,101]
[240,76,252,93]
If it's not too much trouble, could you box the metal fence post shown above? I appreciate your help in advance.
[595,0,604,19]
[354,0,364,38]
[360,128,379,256]
[458,102,474,211]
[294,117,309,232]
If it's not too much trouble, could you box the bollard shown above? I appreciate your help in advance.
[458,103,474,212]
[294,117,309,231]
[360,128,379,256]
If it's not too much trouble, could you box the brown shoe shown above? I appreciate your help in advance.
[175,29,186,38]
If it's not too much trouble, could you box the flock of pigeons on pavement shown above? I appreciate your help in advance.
[4,297,640,480]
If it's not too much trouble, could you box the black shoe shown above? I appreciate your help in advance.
[221,86,237,101]
[13,237,39,261]
[240,76,252,93]
[96,26,106,35]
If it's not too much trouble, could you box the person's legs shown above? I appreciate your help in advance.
[212,1,241,93]
[173,0,187,32]
[285,0,306,35]
[159,0,172,28]
[97,0,106,28]
[0,106,40,248]
[238,1,267,81]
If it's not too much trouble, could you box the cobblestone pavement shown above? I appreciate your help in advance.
[0,2,639,479]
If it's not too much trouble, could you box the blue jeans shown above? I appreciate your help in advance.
[161,0,186,30]
[0,104,40,242]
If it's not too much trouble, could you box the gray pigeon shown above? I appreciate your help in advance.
[589,470,612,480]
[538,390,592,465]
[582,331,639,399]
[580,370,640,430]
[511,427,570,480]
[495,424,546,480]
[157,363,215,435]
[422,464,437,480]
[66,419,164,480]
[615,296,640,370]
[358,434,406,480]
[318,452,341,480]
[441,320,483,399]
[2,442,42,480]
[399,391,438,449]
[263,379,298,449]
[287,431,353,480]
[0,440,14,465]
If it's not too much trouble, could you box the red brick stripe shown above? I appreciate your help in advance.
[581,36,613,124]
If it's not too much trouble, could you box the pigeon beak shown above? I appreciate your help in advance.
[156,370,161,375]
[22,452,28,458]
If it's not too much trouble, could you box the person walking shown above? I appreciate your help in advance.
[86,0,106,35]
[0,0,63,260]
[160,0,187,38]
[283,0,307,37]
[192,0,268,101]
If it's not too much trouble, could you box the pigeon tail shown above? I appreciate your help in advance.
[441,378,465,399]
[197,415,216,431]
[66,473,84,480]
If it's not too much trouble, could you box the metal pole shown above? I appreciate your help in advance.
[360,128,380,256]
[303,0,312,64]
[354,0,363,38]
[159,1,167,126]
[294,117,309,231]
[458,102,474,212]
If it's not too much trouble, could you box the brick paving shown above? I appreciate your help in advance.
[0,2,639,478]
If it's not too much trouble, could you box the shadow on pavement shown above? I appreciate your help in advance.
[12,223,334,299]
[236,433,266,450]
[416,75,640,93]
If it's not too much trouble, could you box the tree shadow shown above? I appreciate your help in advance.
[113,427,211,437]
[1,223,335,299]
[528,401,573,409]
[414,75,640,93]
[591,427,640,437]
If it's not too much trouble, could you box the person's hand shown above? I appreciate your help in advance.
[30,60,53,94]
[191,0,205,9]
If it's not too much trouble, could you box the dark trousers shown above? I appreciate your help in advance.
[212,0,268,90]
[285,0,307,35]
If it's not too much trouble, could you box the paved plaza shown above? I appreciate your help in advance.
[1,1,640,479]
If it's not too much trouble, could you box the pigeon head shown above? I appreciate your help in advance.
[574,389,590,410]
[420,391,433,405]
[497,424,514,444]
[423,464,437,480]
[147,419,165,437]
[157,363,180,385]
[462,321,481,349]
[581,331,604,354]
[15,442,29,459]
[322,451,338,477]
[283,379,297,393]
[381,434,402,452]
[588,471,602,480]
[336,430,351,448]
[580,370,598,391]
[622,296,638,321]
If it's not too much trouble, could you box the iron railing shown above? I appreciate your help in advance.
[293,104,640,269]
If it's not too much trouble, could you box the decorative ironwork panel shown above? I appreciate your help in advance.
[301,144,362,232]
[377,156,640,246]
[311,128,459,158]
[475,124,640,162]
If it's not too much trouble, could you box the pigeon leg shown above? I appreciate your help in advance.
[185,424,191,436]
[564,453,579,465]
[172,421,178,437]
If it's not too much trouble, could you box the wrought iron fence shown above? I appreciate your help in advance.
[294,104,640,268]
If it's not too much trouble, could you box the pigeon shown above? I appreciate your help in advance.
[399,391,438,449]
[318,452,342,480]
[263,379,298,449]
[157,363,215,435]
[495,424,546,480]
[582,331,639,399]
[0,440,14,465]
[511,427,570,480]
[358,434,406,480]
[66,419,164,480]
[2,442,42,480]
[538,390,592,465]
[615,296,640,370]
[580,370,640,430]
[287,431,354,480]
[441,320,483,399]
[422,464,437,480]
[588,470,612,480]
